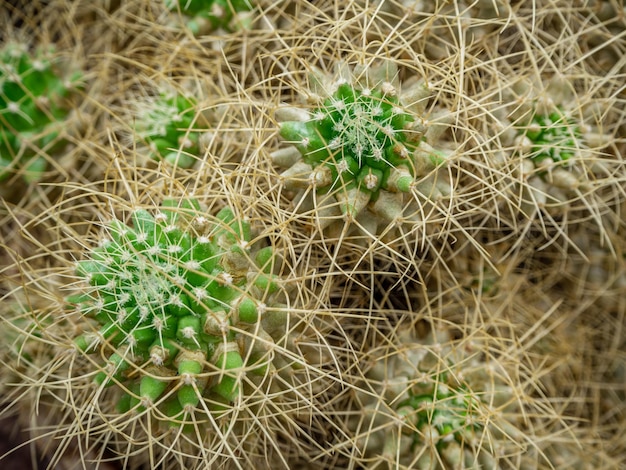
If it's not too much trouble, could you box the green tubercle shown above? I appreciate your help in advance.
[0,42,83,182]
[70,198,287,424]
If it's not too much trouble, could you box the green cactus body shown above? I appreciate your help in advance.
[351,328,522,468]
[70,198,285,419]
[396,372,483,453]
[134,91,205,168]
[165,0,253,34]
[496,77,612,214]
[273,62,453,231]
[279,82,417,200]
[0,43,82,182]
[522,106,581,167]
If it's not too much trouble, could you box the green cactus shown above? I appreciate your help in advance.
[272,62,453,231]
[165,0,254,34]
[521,106,581,166]
[349,327,526,469]
[133,90,207,168]
[497,76,612,204]
[69,198,285,416]
[0,42,82,182]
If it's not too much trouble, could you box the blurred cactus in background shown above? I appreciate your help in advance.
[0,42,82,183]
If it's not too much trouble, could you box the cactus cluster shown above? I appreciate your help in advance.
[350,327,523,468]
[165,0,254,34]
[272,62,454,233]
[133,89,208,168]
[69,198,286,418]
[0,42,82,182]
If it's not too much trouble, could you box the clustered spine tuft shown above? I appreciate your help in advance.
[0,42,82,182]
[69,198,284,419]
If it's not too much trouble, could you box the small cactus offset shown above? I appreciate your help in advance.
[69,198,284,416]
[347,326,528,469]
[0,42,82,182]
[165,0,254,34]
[272,61,453,234]
[495,76,613,213]
[132,88,208,168]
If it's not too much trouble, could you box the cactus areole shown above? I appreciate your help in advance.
[69,199,281,415]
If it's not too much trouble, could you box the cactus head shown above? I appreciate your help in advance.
[347,326,528,468]
[0,42,82,182]
[273,62,453,232]
[165,0,254,34]
[521,106,582,166]
[133,90,207,168]
[70,198,284,413]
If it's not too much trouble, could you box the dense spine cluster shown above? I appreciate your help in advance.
[0,43,82,182]
[70,199,284,417]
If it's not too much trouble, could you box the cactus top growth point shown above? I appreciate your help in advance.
[132,88,208,169]
[496,76,612,208]
[165,0,254,34]
[350,327,526,469]
[69,198,284,415]
[272,62,454,231]
[0,42,82,182]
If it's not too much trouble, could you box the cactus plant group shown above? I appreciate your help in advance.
[0,1,625,469]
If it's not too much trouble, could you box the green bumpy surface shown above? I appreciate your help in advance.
[398,373,482,451]
[280,82,419,200]
[70,199,281,416]
[0,43,82,182]
[165,0,253,33]
[524,107,581,165]
[135,92,203,168]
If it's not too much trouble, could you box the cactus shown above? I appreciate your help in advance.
[69,198,285,414]
[165,0,254,34]
[346,326,530,469]
[494,76,613,214]
[0,42,82,182]
[272,61,454,234]
[132,88,209,168]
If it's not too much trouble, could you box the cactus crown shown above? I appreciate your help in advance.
[0,43,82,182]
[165,0,253,33]
[279,80,420,199]
[522,106,581,165]
[397,371,483,450]
[134,91,204,168]
[70,198,282,418]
